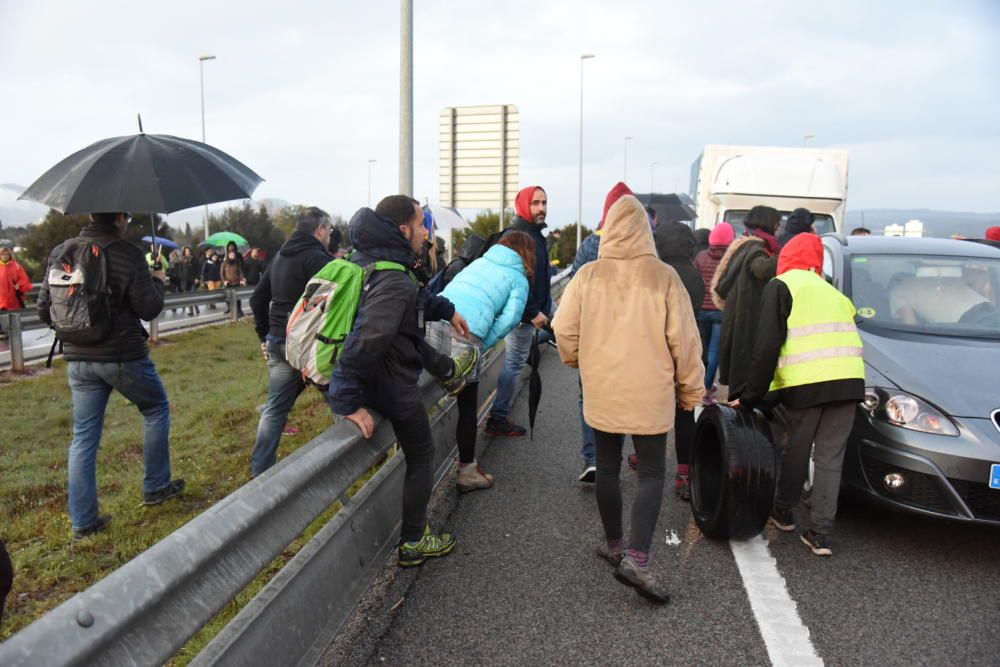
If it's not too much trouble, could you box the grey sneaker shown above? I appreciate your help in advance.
[73,514,111,541]
[441,346,480,396]
[457,464,494,493]
[614,554,671,604]
[596,541,624,566]
[143,479,186,506]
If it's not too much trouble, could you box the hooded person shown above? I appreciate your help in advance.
[777,208,817,248]
[651,219,705,500]
[694,223,734,404]
[0,247,32,315]
[734,233,864,557]
[485,185,553,437]
[328,195,473,567]
[711,205,781,400]
[553,194,704,604]
[693,228,711,256]
[569,181,634,484]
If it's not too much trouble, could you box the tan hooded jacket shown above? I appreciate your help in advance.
[552,195,704,435]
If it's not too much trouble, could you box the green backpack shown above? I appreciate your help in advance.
[285,257,413,386]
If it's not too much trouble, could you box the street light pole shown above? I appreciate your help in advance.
[399,0,413,196]
[368,159,377,206]
[623,136,632,182]
[577,53,595,250]
[199,54,216,240]
[803,134,815,147]
[650,161,659,193]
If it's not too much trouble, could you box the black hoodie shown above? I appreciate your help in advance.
[328,208,456,415]
[504,216,551,321]
[777,208,816,248]
[251,230,333,341]
[653,221,705,313]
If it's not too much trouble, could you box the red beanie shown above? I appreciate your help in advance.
[708,222,735,247]
[986,226,1000,242]
[514,186,544,221]
[599,182,634,229]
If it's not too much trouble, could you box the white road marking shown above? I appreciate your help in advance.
[730,535,823,667]
[664,529,682,546]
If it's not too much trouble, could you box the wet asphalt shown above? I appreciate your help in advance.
[321,351,1000,666]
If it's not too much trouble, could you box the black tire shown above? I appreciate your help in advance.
[690,404,776,540]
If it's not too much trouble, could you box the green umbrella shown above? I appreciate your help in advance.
[203,231,249,247]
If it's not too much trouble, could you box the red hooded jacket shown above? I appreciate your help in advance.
[777,233,823,276]
[514,186,545,222]
[0,257,32,310]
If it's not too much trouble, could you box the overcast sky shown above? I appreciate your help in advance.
[2,0,998,229]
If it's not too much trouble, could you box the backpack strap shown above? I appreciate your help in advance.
[365,260,417,285]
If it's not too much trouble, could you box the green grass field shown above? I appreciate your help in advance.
[0,321,340,658]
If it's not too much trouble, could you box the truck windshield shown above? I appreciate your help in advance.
[723,210,836,236]
[849,254,1000,338]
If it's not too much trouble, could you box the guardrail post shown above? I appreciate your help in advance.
[8,311,25,373]
[150,314,160,344]
[228,288,239,323]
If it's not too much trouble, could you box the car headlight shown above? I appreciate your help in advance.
[861,387,959,436]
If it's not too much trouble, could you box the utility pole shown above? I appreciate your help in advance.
[623,136,632,181]
[399,0,413,196]
[199,54,216,240]
[368,159,377,206]
[577,53,595,249]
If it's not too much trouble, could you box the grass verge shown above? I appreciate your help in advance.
[0,320,339,647]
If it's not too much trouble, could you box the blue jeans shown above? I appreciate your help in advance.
[697,310,723,390]
[490,322,535,420]
[579,375,596,465]
[67,357,171,531]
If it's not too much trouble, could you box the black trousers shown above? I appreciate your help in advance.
[594,430,667,554]
[455,381,479,464]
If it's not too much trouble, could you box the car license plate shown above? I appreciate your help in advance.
[991,464,1000,490]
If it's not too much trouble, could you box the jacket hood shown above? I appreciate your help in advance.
[599,181,635,229]
[598,195,656,260]
[653,220,696,260]
[348,207,417,267]
[709,223,735,247]
[279,230,327,258]
[514,185,544,222]
[785,208,816,235]
[484,244,527,273]
[710,236,765,310]
[777,233,823,275]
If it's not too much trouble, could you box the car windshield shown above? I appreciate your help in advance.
[848,254,1000,338]
[723,210,836,236]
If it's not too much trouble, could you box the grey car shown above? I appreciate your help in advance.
[820,235,1000,524]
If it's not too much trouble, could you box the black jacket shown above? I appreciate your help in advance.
[38,221,165,362]
[777,208,816,249]
[245,257,265,285]
[250,231,333,342]
[740,278,865,410]
[653,221,705,314]
[504,216,550,322]
[328,208,456,415]
[200,257,221,282]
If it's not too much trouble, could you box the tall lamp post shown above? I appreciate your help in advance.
[623,136,632,182]
[803,134,815,147]
[199,54,216,240]
[577,53,595,250]
[400,0,413,196]
[650,161,659,193]
[368,159,377,206]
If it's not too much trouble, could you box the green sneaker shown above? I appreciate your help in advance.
[441,346,480,396]
[398,525,456,567]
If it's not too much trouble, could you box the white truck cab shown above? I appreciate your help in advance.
[690,145,849,235]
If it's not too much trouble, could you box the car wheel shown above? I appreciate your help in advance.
[691,404,777,539]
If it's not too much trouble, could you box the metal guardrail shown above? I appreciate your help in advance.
[0,271,572,667]
[0,287,255,372]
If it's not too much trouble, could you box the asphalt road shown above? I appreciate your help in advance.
[322,351,1000,666]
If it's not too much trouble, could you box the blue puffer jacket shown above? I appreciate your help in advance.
[441,245,529,350]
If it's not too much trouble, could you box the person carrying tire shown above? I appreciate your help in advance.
[553,194,704,604]
[730,233,864,557]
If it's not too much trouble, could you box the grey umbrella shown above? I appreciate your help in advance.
[19,132,263,215]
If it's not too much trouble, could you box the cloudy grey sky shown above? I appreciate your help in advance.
[2,0,998,229]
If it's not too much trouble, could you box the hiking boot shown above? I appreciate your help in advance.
[627,453,638,470]
[578,465,597,484]
[596,541,624,566]
[614,554,671,604]
[398,525,456,567]
[800,529,833,557]
[441,346,480,396]
[143,479,186,506]
[457,464,494,493]
[484,416,526,438]
[768,508,796,533]
[73,514,111,541]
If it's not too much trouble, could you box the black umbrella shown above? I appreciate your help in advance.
[19,127,263,239]
[635,192,697,225]
[527,329,543,440]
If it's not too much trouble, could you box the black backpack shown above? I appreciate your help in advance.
[425,231,504,295]
[44,238,115,345]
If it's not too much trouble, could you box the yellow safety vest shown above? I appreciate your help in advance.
[769,269,864,392]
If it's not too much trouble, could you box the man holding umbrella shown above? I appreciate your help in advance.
[38,212,186,539]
